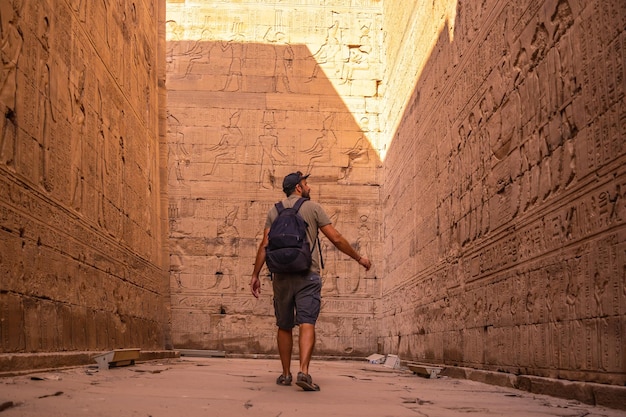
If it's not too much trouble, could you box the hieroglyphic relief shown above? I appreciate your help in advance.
[165,20,184,74]
[317,204,378,297]
[258,111,287,189]
[215,205,240,257]
[338,117,372,184]
[339,25,371,85]
[69,44,86,212]
[219,22,246,92]
[182,28,213,78]
[302,113,338,174]
[170,197,249,298]
[319,208,341,296]
[441,0,586,252]
[95,83,108,230]
[201,110,243,177]
[168,3,383,97]
[307,20,346,82]
[0,0,22,168]
[344,213,377,295]
[167,112,190,186]
[338,135,370,184]
[457,178,625,286]
[263,26,294,93]
[36,12,55,192]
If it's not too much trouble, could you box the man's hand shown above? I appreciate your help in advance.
[250,275,261,298]
[358,256,372,271]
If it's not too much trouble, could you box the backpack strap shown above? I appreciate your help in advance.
[317,236,324,269]
[293,197,324,269]
[292,197,309,212]
[275,197,309,214]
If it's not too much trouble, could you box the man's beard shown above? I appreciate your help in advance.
[301,188,310,199]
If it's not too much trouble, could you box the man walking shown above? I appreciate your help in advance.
[250,171,372,391]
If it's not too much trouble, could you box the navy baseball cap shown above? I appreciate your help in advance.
[282,171,310,192]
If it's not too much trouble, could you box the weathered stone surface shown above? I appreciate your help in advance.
[381,0,626,387]
[0,0,170,356]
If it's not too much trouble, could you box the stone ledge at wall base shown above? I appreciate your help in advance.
[405,361,444,379]
[441,366,626,412]
[178,349,226,358]
[0,350,180,377]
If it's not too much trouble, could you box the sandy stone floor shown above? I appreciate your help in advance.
[0,357,624,417]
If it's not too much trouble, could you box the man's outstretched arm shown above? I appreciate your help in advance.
[320,224,371,270]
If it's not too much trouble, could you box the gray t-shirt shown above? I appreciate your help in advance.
[265,194,332,273]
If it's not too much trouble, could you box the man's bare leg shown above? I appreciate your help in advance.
[298,323,315,375]
[277,328,293,377]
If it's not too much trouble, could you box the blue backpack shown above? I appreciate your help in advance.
[265,197,312,274]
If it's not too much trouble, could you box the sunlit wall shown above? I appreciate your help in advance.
[382,0,626,387]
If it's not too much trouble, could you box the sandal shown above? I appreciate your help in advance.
[276,373,292,386]
[296,372,320,391]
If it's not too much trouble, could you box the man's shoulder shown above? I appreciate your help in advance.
[301,198,324,210]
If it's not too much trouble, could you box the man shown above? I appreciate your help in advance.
[250,171,372,391]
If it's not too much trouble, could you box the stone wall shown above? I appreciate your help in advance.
[165,1,384,356]
[381,0,626,385]
[0,0,170,353]
[2,0,623,389]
